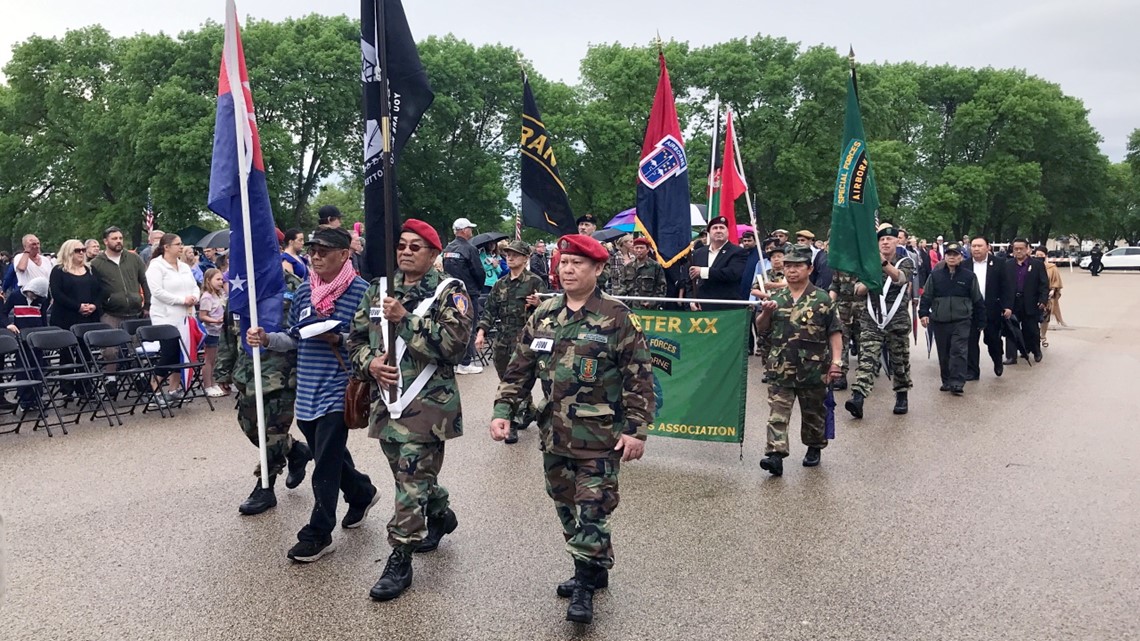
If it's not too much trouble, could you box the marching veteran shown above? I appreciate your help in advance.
[490,234,654,626]
[475,239,548,444]
[348,219,473,602]
[755,244,843,476]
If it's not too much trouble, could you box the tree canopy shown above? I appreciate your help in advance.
[1,20,1133,252]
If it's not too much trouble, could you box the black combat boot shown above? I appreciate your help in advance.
[802,447,821,467]
[285,440,312,489]
[845,391,865,419]
[557,568,609,598]
[370,548,413,601]
[759,454,784,476]
[238,476,277,515]
[566,561,602,624]
[892,391,908,415]
[414,508,458,553]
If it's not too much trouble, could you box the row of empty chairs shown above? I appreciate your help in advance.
[0,319,214,437]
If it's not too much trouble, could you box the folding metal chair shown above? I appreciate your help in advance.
[136,324,215,412]
[26,328,122,429]
[84,329,168,418]
[120,318,152,337]
[0,334,50,436]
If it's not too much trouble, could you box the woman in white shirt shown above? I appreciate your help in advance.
[146,234,199,394]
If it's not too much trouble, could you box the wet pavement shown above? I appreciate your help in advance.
[1,269,1138,640]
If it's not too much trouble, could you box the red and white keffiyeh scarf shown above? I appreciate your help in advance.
[309,259,356,317]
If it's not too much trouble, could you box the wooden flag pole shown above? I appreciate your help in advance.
[375,0,398,402]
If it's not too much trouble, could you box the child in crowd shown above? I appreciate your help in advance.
[198,268,228,397]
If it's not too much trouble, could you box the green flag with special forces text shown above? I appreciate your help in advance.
[521,75,576,237]
[634,308,749,443]
[828,66,884,295]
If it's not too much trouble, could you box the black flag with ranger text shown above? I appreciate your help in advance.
[361,0,433,278]
[521,75,575,237]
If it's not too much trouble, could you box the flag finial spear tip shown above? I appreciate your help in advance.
[848,45,856,66]
[655,30,663,54]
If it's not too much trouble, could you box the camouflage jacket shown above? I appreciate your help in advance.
[348,268,473,443]
[477,270,547,348]
[493,288,654,459]
[615,259,667,308]
[215,271,303,394]
[829,270,860,300]
[764,268,785,285]
[764,284,842,388]
[857,256,915,331]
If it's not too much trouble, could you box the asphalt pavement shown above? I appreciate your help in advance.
[1,267,1137,640]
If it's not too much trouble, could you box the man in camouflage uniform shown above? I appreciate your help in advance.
[613,237,666,310]
[475,239,547,443]
[749,244,787,376]
[755,244,843,476]
[828,270,862,390]
[491,233,653,626]
[846,223,915,418]
[348,219,472,603]
[215,269,313,515]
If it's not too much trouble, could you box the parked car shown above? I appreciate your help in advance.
[1079,246,1140,271]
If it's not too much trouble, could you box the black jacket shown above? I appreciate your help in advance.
[810,248,833,290]
[919,263,984,328]
[963,254,1009,318]
[1002,256,1050,309]
[442,237,484,297]
[690,242,747,307]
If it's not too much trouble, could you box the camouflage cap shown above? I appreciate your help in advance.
[503,239,530,256]
[782,243,814,264]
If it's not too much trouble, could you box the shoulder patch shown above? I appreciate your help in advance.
[628,314,643,333]
[451,291,471,316]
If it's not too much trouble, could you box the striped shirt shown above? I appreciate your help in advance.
[269,276,369,421]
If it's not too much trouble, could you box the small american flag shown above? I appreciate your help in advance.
[143,192,155,233]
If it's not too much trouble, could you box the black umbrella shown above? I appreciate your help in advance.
[197,229,230,249]
[1002,315,1034,366]
[471,231,508,248]
[591,228,627,244]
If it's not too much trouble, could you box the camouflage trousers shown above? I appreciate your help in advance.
[493,342,533,426]
[766,385,829,456]
[236,388,296,478]
[380,440,449,550]
[851,318,912,396]
[543,452,621,569]
[836,299,862,374]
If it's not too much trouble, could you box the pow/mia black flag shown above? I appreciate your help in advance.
[521,76,576,237]
[361,0,433,278]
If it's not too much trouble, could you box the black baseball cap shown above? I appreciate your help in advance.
[306,227,352,249]
[318,205,343,225]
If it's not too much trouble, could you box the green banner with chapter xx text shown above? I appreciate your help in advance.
[632,308,748,443]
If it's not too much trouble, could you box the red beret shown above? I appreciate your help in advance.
[275,227,285,243]
[631,237,651,247]
[401,219,442,251]
[557,234,609,262]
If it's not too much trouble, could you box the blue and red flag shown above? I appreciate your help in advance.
[636,53,692,269]
[207,0,285,345]
[182,317,205,390]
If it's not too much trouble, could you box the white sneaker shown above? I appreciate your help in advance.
[206,386,226,398]
[456,364,483,375]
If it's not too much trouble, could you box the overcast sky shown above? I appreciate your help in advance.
[2,0,1135,159]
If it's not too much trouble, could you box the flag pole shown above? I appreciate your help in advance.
[706,94,720,223]
[516,53,526,241]
[375,0,399,402]
[223,0,270,490]
[729,111,765,291]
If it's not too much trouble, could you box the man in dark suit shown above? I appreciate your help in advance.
[688,216,747,311]
[963,237,1009,378]
[1001,238,1049,363]
[795,229,832,290]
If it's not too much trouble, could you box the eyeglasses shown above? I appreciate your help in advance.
[73,248,86,254]
[309,246,345,258]
[396,242,427,253]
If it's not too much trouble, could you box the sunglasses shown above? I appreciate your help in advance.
[73,248,86,254]
[396,242,428,253]
[309,246,346,258]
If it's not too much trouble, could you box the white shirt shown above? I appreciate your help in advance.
[14,252,55,287]
[699,244,725,279]
[145,257,199,326]
[973,259,988,300]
